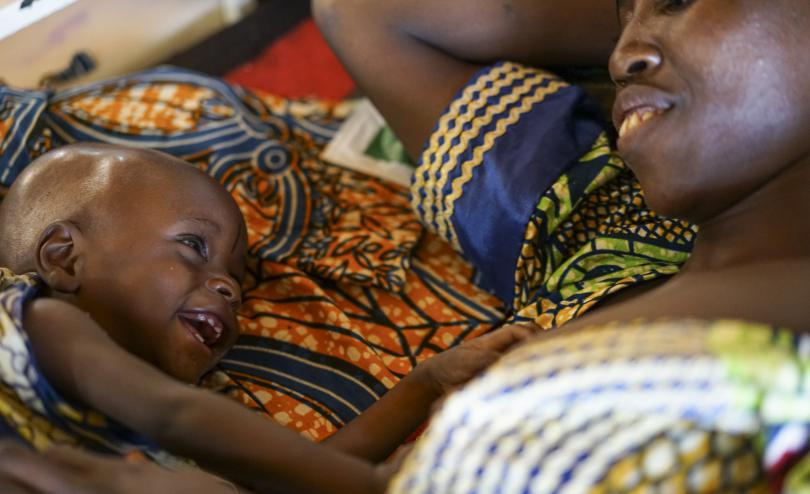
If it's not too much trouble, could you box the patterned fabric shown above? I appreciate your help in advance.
[413,62,604,302]
[512,134,695,328]
[0,87,48,185]
[0,67,505,441]
[0,269,184,466]
[39,68,417,289]
[0,61,701,458]
[389,319,810,493]
[413,62,695,326]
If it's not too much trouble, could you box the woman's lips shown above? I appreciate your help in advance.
[617,106,668,139]
[613,86,676,139]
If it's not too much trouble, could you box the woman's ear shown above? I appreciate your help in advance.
[35,221,84,294]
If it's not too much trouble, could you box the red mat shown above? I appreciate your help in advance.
[224,19,356,100]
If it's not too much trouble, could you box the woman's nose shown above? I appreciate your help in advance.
[609,37,663,86]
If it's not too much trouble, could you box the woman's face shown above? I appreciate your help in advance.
[610,0,810,222]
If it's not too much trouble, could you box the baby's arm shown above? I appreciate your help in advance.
[0,440,241,494]
[313,0,618,158]
[323,325,532,461]
[23,298,382,494]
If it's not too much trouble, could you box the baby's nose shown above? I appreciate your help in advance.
[206,276,242,307]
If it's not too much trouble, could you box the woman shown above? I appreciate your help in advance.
[316,0,810,491]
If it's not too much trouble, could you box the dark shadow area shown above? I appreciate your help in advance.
[164,0,311,75]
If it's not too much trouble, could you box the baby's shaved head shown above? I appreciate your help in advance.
[0,143,214,273]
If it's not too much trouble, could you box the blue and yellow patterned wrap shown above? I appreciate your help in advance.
[389,319,810,493]
[412,62,696,328]
[0,268,183,466]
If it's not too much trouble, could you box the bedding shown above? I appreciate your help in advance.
[0,62,695,446]
[0,61,696,454]
[0,66,505,442]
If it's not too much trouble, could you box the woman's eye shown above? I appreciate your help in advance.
[662,0,692,12]
[178,234,209,261]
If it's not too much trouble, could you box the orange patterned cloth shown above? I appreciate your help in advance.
[0,68,505,441]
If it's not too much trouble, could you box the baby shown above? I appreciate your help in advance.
[0,143,528,493]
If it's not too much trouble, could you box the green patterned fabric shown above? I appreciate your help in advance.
[410,62,696,330]
[511,134,695,328]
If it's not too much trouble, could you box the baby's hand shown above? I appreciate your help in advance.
[414,324,534,397]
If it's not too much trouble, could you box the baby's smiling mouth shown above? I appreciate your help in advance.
[178,311,226,349]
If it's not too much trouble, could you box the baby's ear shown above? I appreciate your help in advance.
[35,221,84,294]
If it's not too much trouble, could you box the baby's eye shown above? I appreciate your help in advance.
[178,234,209,261]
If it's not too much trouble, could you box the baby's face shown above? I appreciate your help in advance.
[610,0,810,222]
[75,169,247,383]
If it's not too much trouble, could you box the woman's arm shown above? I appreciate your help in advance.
[312,0,618,158]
